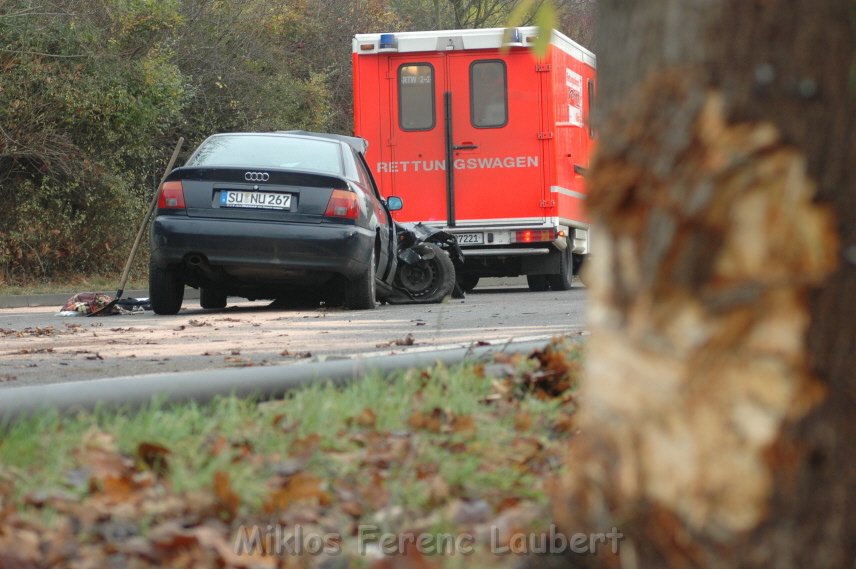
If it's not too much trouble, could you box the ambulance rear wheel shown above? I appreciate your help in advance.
[458,274,480,293]
[574,254,588,287]
[527,274,550,292]
[547,244,574,291]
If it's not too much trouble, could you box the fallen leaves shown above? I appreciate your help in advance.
[213,470,241,519]
[376,333,417,348]
[3,326,56,337]
[0,339,584,568]
[525,342,581,398]
[137,442,171,477]
[224,355,254,367]
[349,407,378,428]
[484,338,581,403]
[264,472,331,513]
[514,412,533,431]
[280,349,312,358]
[14,347,54,355]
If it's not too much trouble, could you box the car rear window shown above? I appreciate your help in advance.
[187,135,344,176]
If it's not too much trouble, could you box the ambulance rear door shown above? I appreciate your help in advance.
[385,50,546,231]
[386,55,449,224]
[446,51,546,231]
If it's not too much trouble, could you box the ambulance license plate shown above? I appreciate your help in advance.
[220,190,292,210]
[456,232,484,244]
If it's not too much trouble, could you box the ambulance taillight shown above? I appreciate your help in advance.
[512,229,557,243]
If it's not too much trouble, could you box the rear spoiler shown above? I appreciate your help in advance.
[276,130,369,154]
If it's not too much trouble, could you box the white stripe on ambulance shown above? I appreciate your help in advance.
[376,156,538,173]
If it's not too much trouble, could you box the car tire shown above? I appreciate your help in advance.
[345,247,376,310]
[458,274,480,293]
[396,243,455,303]
[149,260,184,315]
[547,241,574,291]
[527,274,550,292]
[200,287,227,309]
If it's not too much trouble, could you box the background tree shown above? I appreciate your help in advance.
[0,0,187,282]
[0,0,401,282]
[555,1,855,567]
[448,0,544,29]
[556,0,593,48]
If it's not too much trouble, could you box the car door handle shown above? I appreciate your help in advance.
[453,144,478,150]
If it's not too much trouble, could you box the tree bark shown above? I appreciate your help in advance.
[555,1,856,568]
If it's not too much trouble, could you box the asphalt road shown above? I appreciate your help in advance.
[0,280,587,388]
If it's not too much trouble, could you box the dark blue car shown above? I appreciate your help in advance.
[149,132,402,314]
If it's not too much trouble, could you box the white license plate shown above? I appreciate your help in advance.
[456,232,484,244]
[220,190,292,210]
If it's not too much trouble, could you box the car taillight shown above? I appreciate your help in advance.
[324,189,359,219]
[158,181,185,209]
[512,229,557,243]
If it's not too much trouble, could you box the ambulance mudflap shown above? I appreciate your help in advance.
[353,27,596,291]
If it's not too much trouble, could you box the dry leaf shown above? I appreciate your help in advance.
[350,408,377,428]
[213,471,241,519]
[451,414,475,434]
[137,442,171,477]
[264,472,331,513]
[341,500,363,518]
[514,412,533,431]
[369,539,442,569]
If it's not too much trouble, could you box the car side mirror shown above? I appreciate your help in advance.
[386,196,403,211]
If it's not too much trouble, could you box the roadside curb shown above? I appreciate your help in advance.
[0,288,200,309]
[0,338,573,421]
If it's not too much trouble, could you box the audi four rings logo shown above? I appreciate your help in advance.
[244,172,270,182]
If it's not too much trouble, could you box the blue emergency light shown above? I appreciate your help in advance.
[379,34,396,49]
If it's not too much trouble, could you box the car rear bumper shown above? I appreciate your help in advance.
[150,216,374,281]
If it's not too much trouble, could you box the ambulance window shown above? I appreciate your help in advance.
[471,61,507,128]
[398,64,435,131]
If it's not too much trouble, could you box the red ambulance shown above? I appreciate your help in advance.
[352,27,596,292]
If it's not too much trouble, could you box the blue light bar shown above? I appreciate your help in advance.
[379,33,396,49]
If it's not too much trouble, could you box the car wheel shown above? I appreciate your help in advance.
[458,274,480,293]
[149,259,184,315]
[396,243,455,303]
[345,247,376,310]
[527,274,550,292]
[547,241,574,291]
[200,287,227,309]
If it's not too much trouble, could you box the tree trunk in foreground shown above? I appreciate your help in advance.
[555,1,856,567]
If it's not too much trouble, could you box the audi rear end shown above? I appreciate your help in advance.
[148,132,389,315]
